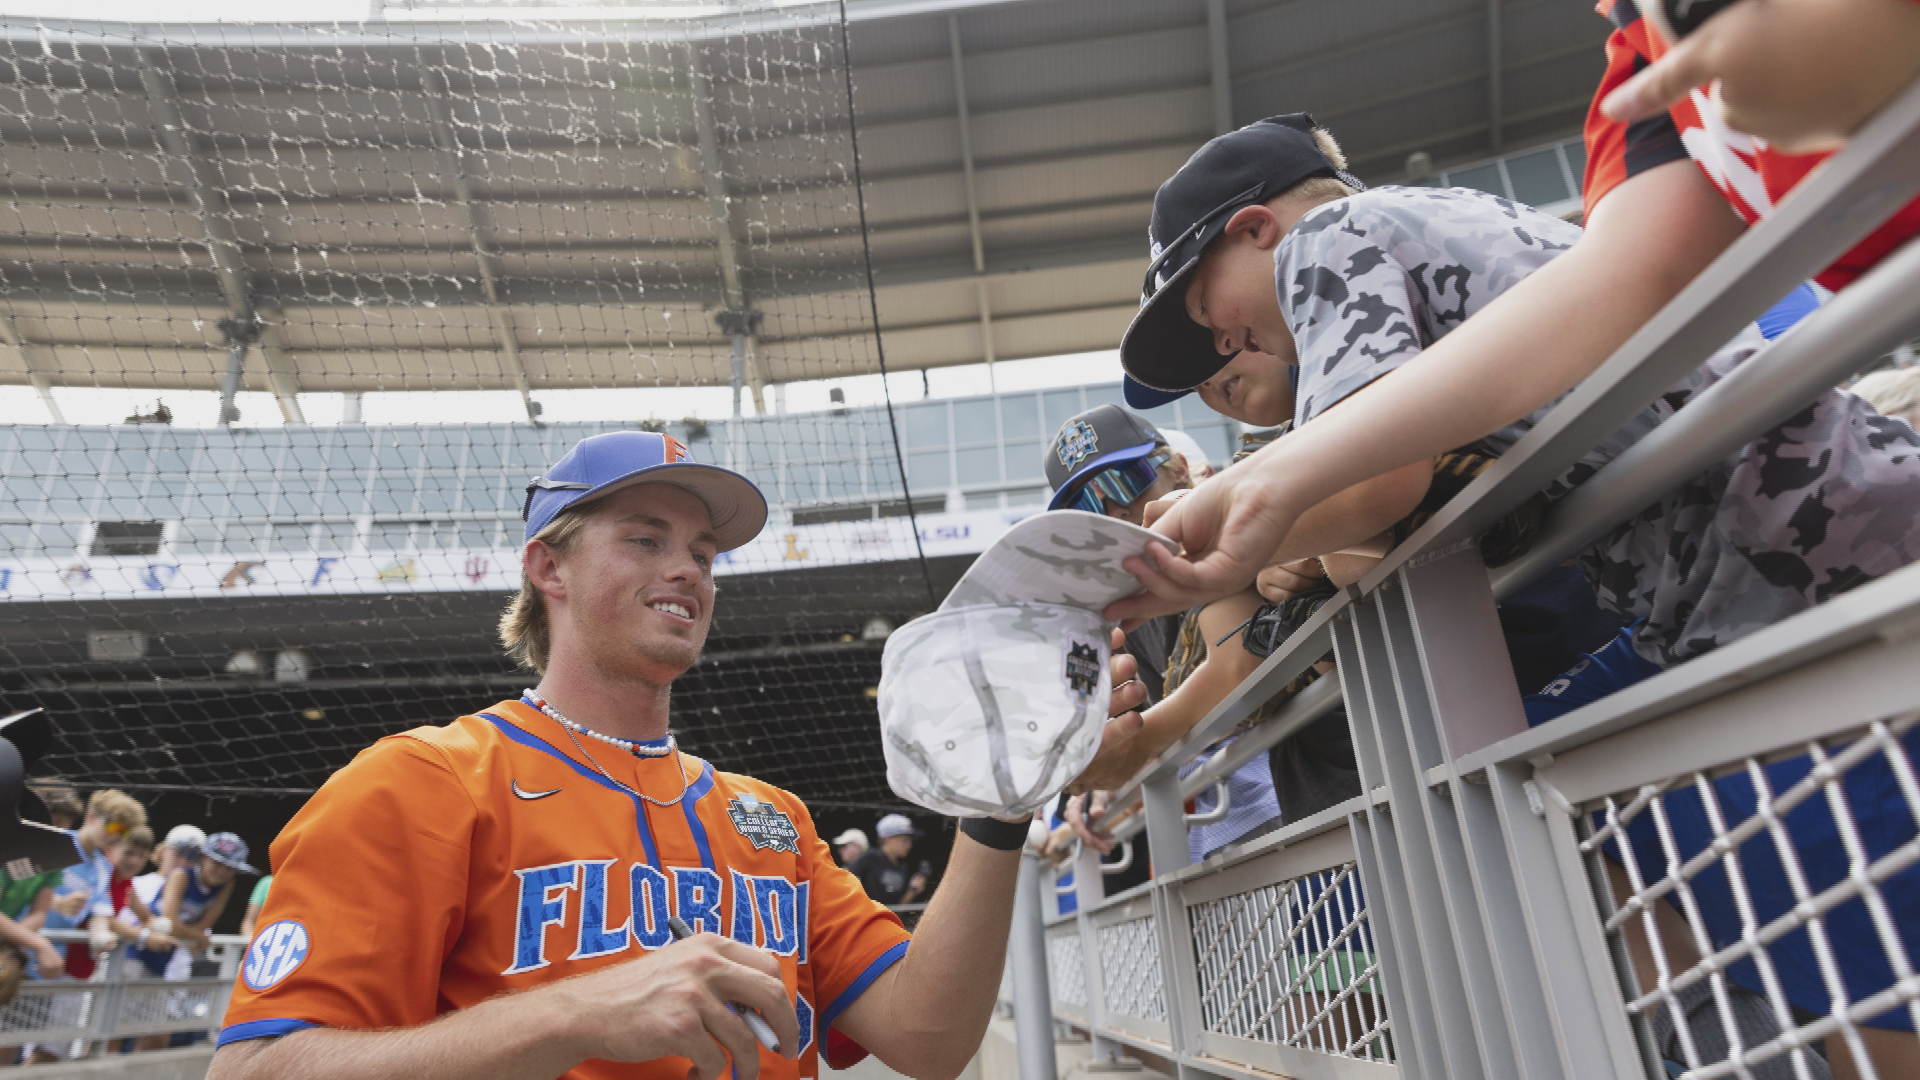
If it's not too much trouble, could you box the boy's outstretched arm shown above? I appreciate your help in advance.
[1108,159,1745,623]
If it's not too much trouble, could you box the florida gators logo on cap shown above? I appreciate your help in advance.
[661,434,690,463]
[1055,421,1099,470]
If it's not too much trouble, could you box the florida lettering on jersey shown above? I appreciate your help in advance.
[220,700,910,1080]
[502,859,810,974]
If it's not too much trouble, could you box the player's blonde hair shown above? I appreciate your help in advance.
[1279,127,1360,208]
[85,789,147,833]
[498,506,596,675]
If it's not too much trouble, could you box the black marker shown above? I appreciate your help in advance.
[667,914,782,1054]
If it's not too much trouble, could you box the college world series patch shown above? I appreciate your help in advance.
[1063,636,1101,700]
[728,794,801,854]
[1056,420,1099,469]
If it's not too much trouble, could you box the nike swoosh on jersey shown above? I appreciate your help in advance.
[510,779,562,801]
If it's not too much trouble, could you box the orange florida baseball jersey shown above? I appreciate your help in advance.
[221,698,912,1080]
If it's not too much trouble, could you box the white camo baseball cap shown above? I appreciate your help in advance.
[879,512,1175,818]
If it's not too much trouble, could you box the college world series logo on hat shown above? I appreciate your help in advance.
[1043,404,1166,512]
[877,511,1176,819]
[1055,420,1100,470]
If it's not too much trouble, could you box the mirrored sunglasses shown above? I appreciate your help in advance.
[1067,451,1171,515]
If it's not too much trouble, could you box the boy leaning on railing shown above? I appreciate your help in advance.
[1098,108,1920,1077]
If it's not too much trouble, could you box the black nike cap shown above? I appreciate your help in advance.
[1120,113,1363,397]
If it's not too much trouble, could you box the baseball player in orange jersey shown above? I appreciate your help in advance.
[210,432,1141,1080]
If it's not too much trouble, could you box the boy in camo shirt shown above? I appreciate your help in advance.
[1119,113,1920,1075]
[1123,113,1920,672]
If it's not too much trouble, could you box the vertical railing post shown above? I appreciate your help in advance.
[1394,545,1576,1080]
[1071,841,1127,1066]
[1139,774,1196,1071]
[1011,853,1060,1080]
[83,947,128,1058]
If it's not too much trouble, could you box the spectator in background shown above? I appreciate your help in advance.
[162,832,250,982]
[1854,366,1920,430]
[1157,428,1215,481]
[0,783,84,980]
[101,827,181,1053]
[95,826,174,962]
[848,815,928,907]
[129,826,205,981]
[239,869,273,943]
[135,826,206,925]
[45,790,146,979]
[1044,404,1286,862]
[830,829,868,869]
[127,818,204,1030]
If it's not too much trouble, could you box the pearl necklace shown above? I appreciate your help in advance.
[522,691,691,807]
[523,691,675,757]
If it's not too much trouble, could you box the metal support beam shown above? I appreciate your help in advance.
[1487,0,1504,152]
[688,46,766,415]
[216,316,261,427]
[1206,0,1233,136]
[422,70,540,425]
[137,49,306,424]
[948,15,998,385]
[716,309,764,420]
[1010,855,1060,1080]
[0,312,66,424]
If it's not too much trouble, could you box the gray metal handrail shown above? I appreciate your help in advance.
[2,928,249,1058]
[1182,780,1231,826]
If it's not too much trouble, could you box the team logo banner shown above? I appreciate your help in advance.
[728,795,801,855]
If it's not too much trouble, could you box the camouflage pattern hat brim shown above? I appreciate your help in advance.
[879,602,1110,819]
[942,510,1175,614]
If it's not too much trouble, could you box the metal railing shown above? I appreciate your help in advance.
[1009,73,1920,1080]
[0,929,245,1059]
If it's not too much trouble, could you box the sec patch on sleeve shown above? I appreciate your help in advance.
[243,920,313,991]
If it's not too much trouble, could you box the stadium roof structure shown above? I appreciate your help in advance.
[0,0,1609,423]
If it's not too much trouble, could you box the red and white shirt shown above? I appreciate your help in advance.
[1583,0,1920,291]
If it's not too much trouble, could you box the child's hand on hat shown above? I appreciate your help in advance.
[1256,557,1327,603]
[1140,488,1189,529]
[1601,0,1920,155]
[1107,466,1296,628]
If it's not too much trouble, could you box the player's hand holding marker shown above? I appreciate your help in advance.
[546,922,797,1080]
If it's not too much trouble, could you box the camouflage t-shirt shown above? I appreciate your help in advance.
[1275,185,1920,666]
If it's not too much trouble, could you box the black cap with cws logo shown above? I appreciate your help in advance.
[1120,114,1363,404]
[1043,403,1165,511]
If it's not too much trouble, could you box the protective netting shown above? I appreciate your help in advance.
[0,7,961,813]
[1584,712,1920,1080]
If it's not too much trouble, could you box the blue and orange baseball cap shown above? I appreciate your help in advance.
[522,431,768,551]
